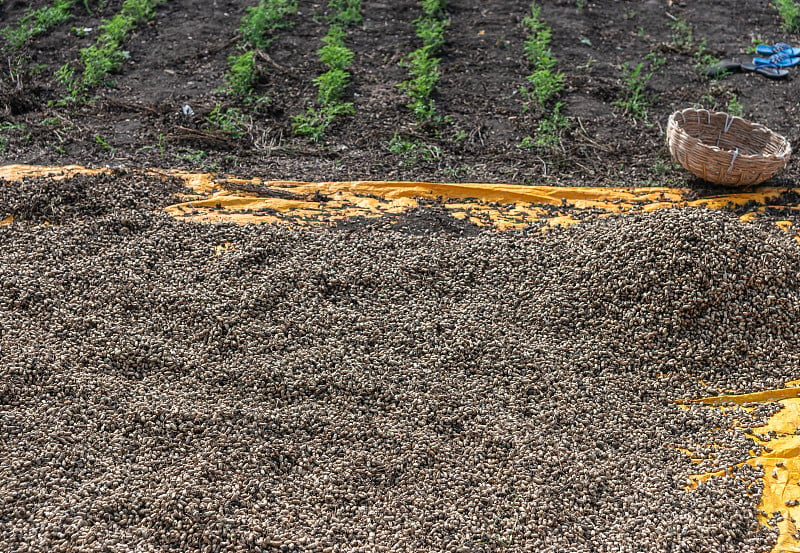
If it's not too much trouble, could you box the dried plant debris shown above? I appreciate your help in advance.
[1,201,800,552]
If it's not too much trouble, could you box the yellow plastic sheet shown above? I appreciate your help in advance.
[1,164,799,234]
[685,384,800,552]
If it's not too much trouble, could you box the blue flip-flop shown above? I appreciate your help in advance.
[753,51,800,67]
[756,42,800,57]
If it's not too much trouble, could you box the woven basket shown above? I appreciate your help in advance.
[666,108,791,186]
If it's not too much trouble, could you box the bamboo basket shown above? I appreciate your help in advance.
[666,108,791,186]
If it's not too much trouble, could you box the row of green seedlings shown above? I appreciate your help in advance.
[56,0,167,102]
[210,0,299,138]
[0,0,73,51]
[222,0,297,98]
[291,0,363,141]
[518,2,568,151]
[398,0,448,122]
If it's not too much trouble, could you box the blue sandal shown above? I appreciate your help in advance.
[752,51,800,67]
[741,61,790,79]
[756,42,800,57]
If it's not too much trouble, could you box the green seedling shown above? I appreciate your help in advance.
[399,48,440,121]
[520,2,565,111]
[241,0,297,49]
[58,0,167,101]
[220,0,296,99]
[727,94,744,117]
[398,0,448,122]
[293,0,361,140]
[519,102,568,152]
[224,50,258,96]
[613,61,653,121]
[328,0,362,26]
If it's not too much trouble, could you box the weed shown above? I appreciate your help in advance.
[206,104,248,138]
[575,0,586,14]
[175,148,208,163]
[292,102,354,141]
[94,134,114,151]
[224,50,258,96]
[1,0,74,51]
[0,121,27,153]
[774,0,800,32]
[645,51,665,71]
[669,17,693,52]
[666,18,719,74]
[692,38,718,70]
[652,157,672,175]
[613,61,653,121]
[81,0,108,15]
[441,165,468,179]
[386,133,441,166]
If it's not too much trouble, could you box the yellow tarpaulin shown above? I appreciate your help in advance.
[685,384,800,553]
[0,164,798,234]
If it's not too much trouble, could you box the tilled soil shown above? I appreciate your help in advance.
[2,174,800,551]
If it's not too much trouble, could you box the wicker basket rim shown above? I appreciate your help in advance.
[667,108,791,162]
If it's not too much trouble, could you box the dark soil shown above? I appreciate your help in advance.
[1,0,799,186]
